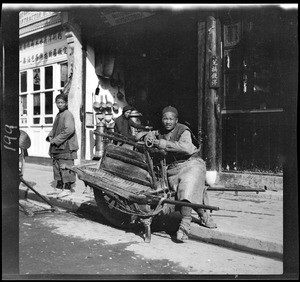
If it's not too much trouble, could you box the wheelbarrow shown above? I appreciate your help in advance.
[64,131,220,243]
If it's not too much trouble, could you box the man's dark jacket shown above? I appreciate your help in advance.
[114,114,147,140]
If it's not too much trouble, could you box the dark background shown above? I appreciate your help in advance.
[1,5,298,279]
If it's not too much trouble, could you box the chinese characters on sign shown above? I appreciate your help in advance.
[19,31,68,67]
[19,11,57,28]
[209,56,221,89]
[19,32,63,51]
[100,11,154,27]
[20,46,68,65]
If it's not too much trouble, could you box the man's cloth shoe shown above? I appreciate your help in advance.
[56,180,63,189]
[175,216,191,242]
[176,227,189,242]
[199,212,217,229]
[64,182,73,190]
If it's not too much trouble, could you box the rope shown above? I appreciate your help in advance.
[109,194,165,218]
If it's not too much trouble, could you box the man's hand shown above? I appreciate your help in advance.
[145,126,153,130]
[46,136,54,143]
[49,137,55,145]
[153,139,160,147]
[145,131,159,148]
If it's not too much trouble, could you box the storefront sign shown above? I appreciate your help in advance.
[19,31,68,69]
[100,11,154,27]
[224,22,241,47]
[19,31,64,51]
[209,56,221,89]
[19,12,62,37]
[85,112,94,128]
[19,11,57,28]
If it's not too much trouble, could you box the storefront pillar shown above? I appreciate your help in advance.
[197,21,206,158]
[61,13,84,164]
[204,16,218,185]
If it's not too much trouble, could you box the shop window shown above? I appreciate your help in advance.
[222,113,283,173]
[20,95,27,125]
[223,16,282,110]
[45,91,53,115]
[224,22,241,47]
[20,62,67,128]
[45,91,53,124]
[33,94,40,115]
[224,48,241,71]
[20,95,27,115]
[20,71,28,125]
[33,68,40,91]
[33,93,40,124]
[21,71,27,93]
[221,12,284,173]
[45,117,53,124]
[33,117,40,124]
[45,66,53,89]
[60,63,68,87]
[225,73,240,97]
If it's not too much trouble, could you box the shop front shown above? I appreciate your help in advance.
[19,12,69,158]
[219,8,297,175]
[19,6,296,177]
[69,7,293,176]
[73,9,208,163]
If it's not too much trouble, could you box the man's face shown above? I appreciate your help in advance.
[162,112,178,131]
[56,99,68,112]
[124,110,132,119]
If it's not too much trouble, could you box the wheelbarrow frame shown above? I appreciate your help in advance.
[70,131,219,243]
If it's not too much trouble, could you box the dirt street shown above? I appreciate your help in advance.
[19,200,283,276]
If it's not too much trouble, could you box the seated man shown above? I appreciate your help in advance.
[114,105,152,141]
[147,106,217,242]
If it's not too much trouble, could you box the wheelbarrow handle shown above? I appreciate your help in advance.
[148,196,219,211]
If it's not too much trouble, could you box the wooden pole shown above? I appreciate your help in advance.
[197,21,206,157]
[215,18,222,172]
[205,16,217,171]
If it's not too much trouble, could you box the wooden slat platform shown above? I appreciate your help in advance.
[73,166,152,202]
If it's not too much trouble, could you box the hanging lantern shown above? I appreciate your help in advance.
[117,90,124,100]
[112,100,119,112]
[105,94,113,110]
[95,80,100,95]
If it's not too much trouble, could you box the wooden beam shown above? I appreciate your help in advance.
[197,21,206,158]
[204,16,217,171]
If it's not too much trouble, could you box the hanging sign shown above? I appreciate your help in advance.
[85,112,95,128]
[209,56,221,89]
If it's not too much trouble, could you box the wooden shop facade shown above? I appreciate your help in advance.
[18,6,297,175]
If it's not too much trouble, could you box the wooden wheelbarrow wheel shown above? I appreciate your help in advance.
[93,188,156,242]
[93,188,136,230]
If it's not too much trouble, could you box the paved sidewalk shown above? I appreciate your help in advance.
[19,162,283,259]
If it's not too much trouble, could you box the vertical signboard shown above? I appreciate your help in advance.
[209,56,221,89]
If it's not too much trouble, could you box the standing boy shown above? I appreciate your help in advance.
[46,93,79,198]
